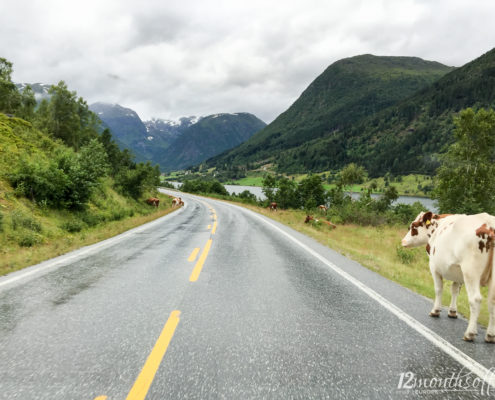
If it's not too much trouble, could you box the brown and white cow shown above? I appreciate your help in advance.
[269,202,277,211]
[146,197,160,207]
[318,205,328,214]
[172,197,183,207]
[402,211,495,342]
[304,215,337,228]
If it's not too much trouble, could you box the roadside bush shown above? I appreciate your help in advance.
[181,179,229,196]
[390,202,425,225]
[10,210,42,232]
[60,219,85,233]
[17,231,42,247]
[115,162,160,199]
[396,245,416,264]
[78,211,100,227]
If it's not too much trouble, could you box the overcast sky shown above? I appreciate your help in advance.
[2,0,495,123]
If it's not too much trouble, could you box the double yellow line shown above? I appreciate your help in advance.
[188,206,217,282]
[95,202,218,400]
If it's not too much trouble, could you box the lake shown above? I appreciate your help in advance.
[166,182,438,212]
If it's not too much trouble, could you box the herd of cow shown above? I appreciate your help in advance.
[402,211,495,343]
[146,197,184,208]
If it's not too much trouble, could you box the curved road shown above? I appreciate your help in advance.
[1,191,495,399]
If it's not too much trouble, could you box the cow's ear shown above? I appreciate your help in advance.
[422,211,433,224]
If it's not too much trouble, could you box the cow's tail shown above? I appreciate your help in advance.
[483,228,495,304]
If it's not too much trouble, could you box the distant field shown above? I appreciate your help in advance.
[226,176,265,186]
[226,172,434,197]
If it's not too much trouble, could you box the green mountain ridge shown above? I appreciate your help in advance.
[206,54,461,175]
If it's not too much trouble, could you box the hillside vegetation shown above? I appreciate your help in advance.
[0,58,172,275]
[206,54,455,175]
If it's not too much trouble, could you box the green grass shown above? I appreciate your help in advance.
[226,176,265,186]
[0,183,177,276]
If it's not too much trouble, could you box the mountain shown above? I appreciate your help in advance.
[89,102,151,162]
[206,54,456,175]
[157,113,266,171]
[15,83,51,101]
[342,48,495,176]
[144,116,202,141]
[90,103,266,171]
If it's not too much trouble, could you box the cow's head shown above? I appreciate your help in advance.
[401,211,435,248]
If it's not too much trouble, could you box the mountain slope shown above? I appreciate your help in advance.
[89,102,151,162]
[321,47,495,176]
[206,54,455,173]
[158,113,266,171]
[91,103,266,171]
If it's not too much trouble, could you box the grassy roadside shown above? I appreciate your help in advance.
[0,192,177,276]
[224,200,488,327]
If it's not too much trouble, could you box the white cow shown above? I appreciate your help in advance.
[402,211,495,342]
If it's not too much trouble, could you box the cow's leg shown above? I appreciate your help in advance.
[486,282,495,343]
[448,282,461,318]
[463,274,482,341]
[429,269,443,317]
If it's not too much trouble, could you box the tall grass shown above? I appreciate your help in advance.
[0,188,176,276]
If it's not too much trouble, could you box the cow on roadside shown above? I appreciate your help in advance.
[402,211,495,342]
[146,197,160,207]
[304,215,337,228]
[269,202,278,211]
[172,197,183,207]
[318,205,328,214]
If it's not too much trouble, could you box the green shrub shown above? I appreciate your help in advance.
[79,211,102,227]
[396,245,416,264]
[17,231,42,247]
[60,219,85,233]
[10,210,42,232]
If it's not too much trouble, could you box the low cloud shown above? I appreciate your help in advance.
[2,0,495,122]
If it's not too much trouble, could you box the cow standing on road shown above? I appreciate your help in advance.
[402,211,495,342]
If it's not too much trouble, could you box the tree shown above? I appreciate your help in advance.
[17,85,36,120]
[296,175,326,209]
[262,174,277,202]
[36,81,99,150]
[433,108,495,214]
[0,58,21,114]
[339,163,367,187]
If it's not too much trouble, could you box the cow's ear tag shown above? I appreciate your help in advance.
[426,220,431,226]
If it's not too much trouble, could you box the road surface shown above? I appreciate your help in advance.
[1,191,494,399]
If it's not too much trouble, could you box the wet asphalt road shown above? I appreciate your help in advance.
[1,191,495,399]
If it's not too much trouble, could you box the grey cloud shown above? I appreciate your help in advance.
[3,0,495,123]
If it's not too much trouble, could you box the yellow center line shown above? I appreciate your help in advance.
[207,224,211,229]
[94,396,107,400]
[189,239,212,282]
[187,247,200,262]
[125,310,181,400]
[211,221,217,235]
